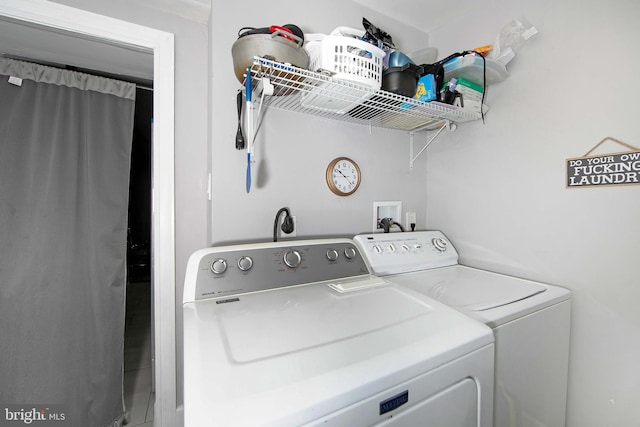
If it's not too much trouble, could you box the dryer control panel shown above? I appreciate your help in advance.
[184,238,371,302]
[354,230,459,275]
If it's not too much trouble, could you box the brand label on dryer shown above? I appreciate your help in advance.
[379,390,409,415]
[215,298,240,304]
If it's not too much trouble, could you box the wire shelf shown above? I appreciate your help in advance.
[247,57,481,132]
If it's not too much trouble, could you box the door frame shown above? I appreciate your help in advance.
[0,2,177,426]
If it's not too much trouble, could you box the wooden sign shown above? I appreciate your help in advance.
[566,137,640,188]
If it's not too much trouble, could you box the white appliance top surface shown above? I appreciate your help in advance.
[398,265,546,311]
[183,278,493,426]
[354,231,571,327]
[388,265,571,327]
[219,281,427,362]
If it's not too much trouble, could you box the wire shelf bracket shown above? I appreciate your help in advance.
[409,121,457,170]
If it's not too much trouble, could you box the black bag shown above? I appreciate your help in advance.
[362,17,395,50]
[420,51,479,102]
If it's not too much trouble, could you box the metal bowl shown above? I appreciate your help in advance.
[231,32,309,83]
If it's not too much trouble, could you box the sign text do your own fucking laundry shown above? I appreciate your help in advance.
[566,137,640,188]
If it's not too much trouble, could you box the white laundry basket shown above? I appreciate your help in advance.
[304,27,385,89]
[301,27,385,114]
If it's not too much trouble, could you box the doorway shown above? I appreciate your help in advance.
[128,87,153,284]
[0,2,177,426]
[125,86,154,426]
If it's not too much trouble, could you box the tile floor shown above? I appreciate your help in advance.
[124,281,154,427]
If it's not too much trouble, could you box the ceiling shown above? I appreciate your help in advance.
[0,16,154,83]
[351,0,477,33]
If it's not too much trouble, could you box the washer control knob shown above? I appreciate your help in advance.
[344,247,357,259]
[402,243,410,251]
[237,256,253,271]
[373,244,382,254]
[283,250,302,269]
[388,243,396,252]
[210,258,227,275]
[326,249,339,261]
[432,237,448,252]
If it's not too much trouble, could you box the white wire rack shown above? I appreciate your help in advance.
[246,57,481,132]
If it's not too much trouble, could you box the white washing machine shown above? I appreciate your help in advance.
[183,237,495,427]
[354,231,571,427]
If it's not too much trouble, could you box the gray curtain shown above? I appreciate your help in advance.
[0,58,135,427]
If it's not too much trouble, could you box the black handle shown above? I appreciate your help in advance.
[235,90,245,150]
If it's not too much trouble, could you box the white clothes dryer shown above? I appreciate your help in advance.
[183,237,495,427]
[354,231,571,427]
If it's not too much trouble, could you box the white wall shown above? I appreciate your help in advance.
[210,0,432,245]
[427,0,640,426]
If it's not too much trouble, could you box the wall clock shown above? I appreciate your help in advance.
[326,157,361,196]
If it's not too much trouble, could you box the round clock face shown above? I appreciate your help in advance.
[326,157,361,196]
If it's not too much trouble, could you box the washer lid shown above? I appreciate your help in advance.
[393,266,546,311]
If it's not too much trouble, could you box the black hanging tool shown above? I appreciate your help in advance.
[235,90,245,150]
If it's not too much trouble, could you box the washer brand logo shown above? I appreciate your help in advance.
[379,390,409,415]
[2,406,66,426]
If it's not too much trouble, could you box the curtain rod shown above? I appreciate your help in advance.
[2,54,153,92]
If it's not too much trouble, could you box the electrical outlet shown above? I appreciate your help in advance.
[405,212,417,231]
[372,201,402,233]
[279,215,296,238]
